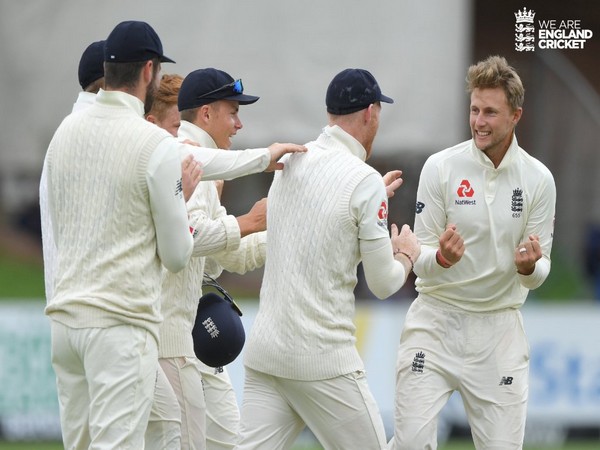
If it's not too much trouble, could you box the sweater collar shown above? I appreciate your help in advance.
[177,121,218,149]
[72,92,97,113]
[320,125,367,161]
[96,89,145,117]
[470,134,519,170]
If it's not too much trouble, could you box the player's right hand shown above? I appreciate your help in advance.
[383,170,403,198]
[438,224,465,266]
[391,224,421,263]
[265,143,307,172]
[237,198,267,237]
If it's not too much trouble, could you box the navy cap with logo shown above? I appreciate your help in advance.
[192,289,246,368]
[326,68,394,115]
[78,40,105,89]
[178,68,259,111]
[104,20,175,63]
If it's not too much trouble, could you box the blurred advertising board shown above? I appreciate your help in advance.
[1,301,599,443]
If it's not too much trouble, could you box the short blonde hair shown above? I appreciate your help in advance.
[466,55,524,111]
[147,73,183,120]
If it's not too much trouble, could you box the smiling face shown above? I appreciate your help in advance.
[204,100,243,149]
[469,87,522,167]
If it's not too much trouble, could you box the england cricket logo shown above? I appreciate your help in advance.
[511,188,523,218]
[514,8,536,52]
[202,317,220,338]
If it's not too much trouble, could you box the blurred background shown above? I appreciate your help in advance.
[0,0,598,448]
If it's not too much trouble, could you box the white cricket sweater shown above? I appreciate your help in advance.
[44,90,192,342]
[72,91,96,113]
[41,93,95,303]
[158,121,267,358]
[244,125,389,380]
[413,136,556,312]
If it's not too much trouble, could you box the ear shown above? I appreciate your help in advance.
[363,104,373,124]
[146,114,157,124]
[198,104,211,123]
[512,107,523,126]
[142,60,154,85]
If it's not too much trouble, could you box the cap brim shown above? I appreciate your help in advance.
[223,93,260,105]
[160,55,176,63]
[380,93,394,104]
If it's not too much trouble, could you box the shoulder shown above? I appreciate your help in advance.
[419,140,472,183]
[135,119,174,147]
[517,147,555,184]
[424,139,471,168]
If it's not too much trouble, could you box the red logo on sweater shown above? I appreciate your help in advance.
[457,179,474,197]
[378,201,388,220]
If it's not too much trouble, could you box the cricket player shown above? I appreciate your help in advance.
[236,68,421,450]
[389,55,556,449]
[147,68,268,450]
[45,20,305,449]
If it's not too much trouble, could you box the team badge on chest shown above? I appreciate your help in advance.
[511,188,523,218]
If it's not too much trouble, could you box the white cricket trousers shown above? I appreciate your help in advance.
[50,321,158,450]
[388,296,529,450]
[146,365,182,450]
[236,367,387,450]
[159,356,208,450]
[198,362,241,449]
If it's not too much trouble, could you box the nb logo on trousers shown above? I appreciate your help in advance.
[499,376,514,386]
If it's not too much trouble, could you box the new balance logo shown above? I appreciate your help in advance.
[415,201,425,214]
[499,376,514,386]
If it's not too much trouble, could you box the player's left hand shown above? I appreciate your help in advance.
[382,170,403,198]
[515,234,542,275]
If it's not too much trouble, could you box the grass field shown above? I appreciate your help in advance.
[1,440,599,450]
[0,255,44,299]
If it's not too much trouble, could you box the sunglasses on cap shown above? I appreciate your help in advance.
[197,79,243,99]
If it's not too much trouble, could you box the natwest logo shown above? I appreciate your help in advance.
[457,179,474,198]
[378,201,388,220]
[376,200,389,230]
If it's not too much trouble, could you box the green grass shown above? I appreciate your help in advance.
[440,441,600,450]
[0,253,45,299]
[1,241,593,303]
[0,444,62,450]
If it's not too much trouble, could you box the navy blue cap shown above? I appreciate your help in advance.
[104,20,174,63]
[326,68,393,115]
[78,40,105,89]
[192,292,245,368]
[178,68,259,111]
